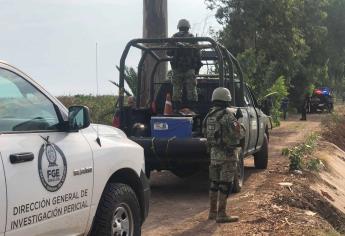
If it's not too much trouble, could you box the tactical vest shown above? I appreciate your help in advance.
[204,108,239,148]
[204,108,222,146]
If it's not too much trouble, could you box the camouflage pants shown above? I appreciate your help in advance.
[172,69,198,102]
[209,150,238,183]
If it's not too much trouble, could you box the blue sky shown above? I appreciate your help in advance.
[0,0,220,95]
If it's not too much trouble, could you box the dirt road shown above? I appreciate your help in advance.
[142,114,325,235]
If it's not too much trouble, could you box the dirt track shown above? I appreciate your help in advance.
[142,114,329,235]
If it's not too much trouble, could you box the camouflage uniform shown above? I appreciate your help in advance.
[207,108,241,184]
[168,30,201,102]
[203,105,244,223]
[205,107,243,182]
[172,68,197,102]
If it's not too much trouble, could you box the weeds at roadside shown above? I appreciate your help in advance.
[306,158,324,171]
[321,107,345,151]
[282,133,321,171]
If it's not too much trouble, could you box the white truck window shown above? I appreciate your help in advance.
[0,69,60,132]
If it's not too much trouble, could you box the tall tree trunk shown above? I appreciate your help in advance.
[142,0,168,106]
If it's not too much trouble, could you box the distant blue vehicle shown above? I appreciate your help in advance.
[310,87,334,113]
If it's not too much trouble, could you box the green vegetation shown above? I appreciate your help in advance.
[111,66,138,97]
[282,133,320,171]
[283,107,345,172]
[206,0,345,115]
[267,76,289,126]
[58,95,116,125]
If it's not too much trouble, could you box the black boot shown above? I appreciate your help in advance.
[216,192,239,223]
[208,191,218,220]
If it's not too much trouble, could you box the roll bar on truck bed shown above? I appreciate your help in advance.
[117,37,246,111]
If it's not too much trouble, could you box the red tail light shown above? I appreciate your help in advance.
[112,115,120,128]
[314,89,322,95]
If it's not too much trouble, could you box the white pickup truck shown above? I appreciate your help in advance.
[0,61,150,236]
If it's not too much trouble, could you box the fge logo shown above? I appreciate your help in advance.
[47,169,60,180]
[38,136,67,192]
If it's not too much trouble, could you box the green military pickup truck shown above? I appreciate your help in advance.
[113,37,271,193]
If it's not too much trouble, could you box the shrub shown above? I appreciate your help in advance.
[282,133,320,171]
[267,76,289,126]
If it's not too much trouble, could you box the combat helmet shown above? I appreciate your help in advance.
[211,87,232,102]
[177,19,191,30]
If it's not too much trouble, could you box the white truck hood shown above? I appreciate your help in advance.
[90,124,128,139]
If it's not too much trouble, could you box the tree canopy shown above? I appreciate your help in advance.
[206,0,345,108]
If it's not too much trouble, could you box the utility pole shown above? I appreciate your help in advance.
[142,0,168,106]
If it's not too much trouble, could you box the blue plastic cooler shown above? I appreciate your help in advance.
[151,116,193,138]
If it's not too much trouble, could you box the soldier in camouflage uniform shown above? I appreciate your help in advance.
[167,19,202,106]
[203,87,245,223]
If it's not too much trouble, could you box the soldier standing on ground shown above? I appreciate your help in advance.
[300,93,310,121]
[203,87,245,223]
[167,19,202,108]
[281,97,289,120]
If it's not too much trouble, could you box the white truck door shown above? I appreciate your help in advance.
[0,153,6,236]
[1,133,93,236]
[0,68,93,236]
